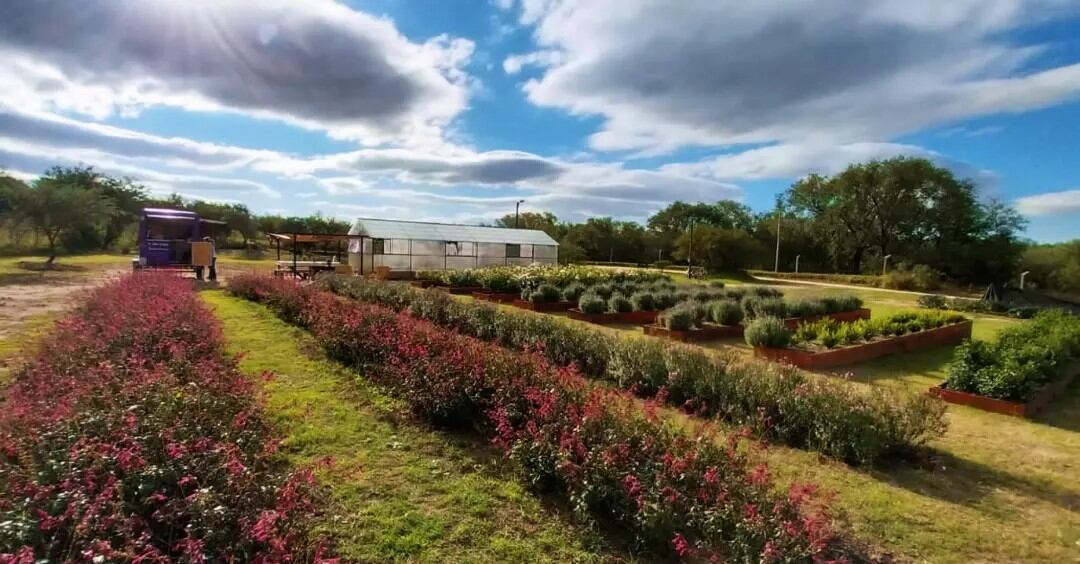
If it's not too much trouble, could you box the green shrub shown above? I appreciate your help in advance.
[743,296,786,319]
[945,310,1080,401]
[608,293,633,313]
[446,269,481,287]
[748,286,783,298]
[744,317,791,348]
[653,291,677,309]
[691,289,714,302]
[836,294,864,312]
[579,293,607,314]
[561,282,588,303]
[786,298,826,318]
[629,291,656,311]
[710,300,744,326]
[660,303,697,331]
[591,283,614,299]
[724,287,746,300]
[918,294,947,309]
[528,283,562,303]
[910,264,942,290]
[1008,306,1038,319]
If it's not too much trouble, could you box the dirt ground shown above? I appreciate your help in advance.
[0,267,128,381]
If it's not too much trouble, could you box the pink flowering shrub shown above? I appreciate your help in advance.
[314,274,945,466]
[230,275,856,561]
[0,273,328,562]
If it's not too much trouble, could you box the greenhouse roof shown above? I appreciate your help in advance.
[349,218,558,246]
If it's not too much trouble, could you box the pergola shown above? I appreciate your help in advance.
[266,232,363,279]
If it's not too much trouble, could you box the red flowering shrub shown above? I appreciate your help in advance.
[0,273,328,562]
[315,274,945,466]
[230,275,856,561]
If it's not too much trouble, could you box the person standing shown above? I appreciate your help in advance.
[204,236,218,281]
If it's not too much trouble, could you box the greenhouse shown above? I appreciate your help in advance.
[347,218,558,274]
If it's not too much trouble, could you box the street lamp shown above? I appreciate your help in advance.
[514,199,525,228]
[882,254,893,275]
[795,254,801,274]
[1020,270,1031,290]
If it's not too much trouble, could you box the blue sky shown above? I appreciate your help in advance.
[0,0,1078,242]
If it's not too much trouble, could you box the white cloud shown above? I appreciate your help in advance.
[0,107,741,220]
[662,143,934,180]
[1015,190,1080,217]
[503,51,563,74]
[0,0,474,146]
[513,0,1080,153]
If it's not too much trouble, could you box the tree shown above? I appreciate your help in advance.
[494,211,561,239]
[34,166,146,250]
[673,226,767,272]
[647,200,755,261]
[15,180,114,263]
[1021,240,1080,293]
[784,157,1026,282]
[0,174,32,246]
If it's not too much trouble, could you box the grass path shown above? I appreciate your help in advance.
[460,291,1080,562]
[202,291,632,563]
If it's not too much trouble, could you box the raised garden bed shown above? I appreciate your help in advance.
[410,280,439,288]
[567,309,658,325]
[472,291,521,303]
[511,299,575,312]
[643,323,743,342]
[929,362,1080,417]
[754,320,972,369]
[782,308,871,329]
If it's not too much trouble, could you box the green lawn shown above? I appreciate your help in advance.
[0,311,58,389]
[202,291,636,563]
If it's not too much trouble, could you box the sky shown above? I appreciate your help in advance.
[0,0,1079,242]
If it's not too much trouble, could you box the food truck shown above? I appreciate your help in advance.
[132,207,223,275]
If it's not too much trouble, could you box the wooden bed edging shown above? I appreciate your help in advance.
[472,291,521,303]
[754,320,973,369]
[567,309,658,325]
[511,299,575,312]
[643,323,744,342]
[782,308,871,329]
[929,362,1079,417]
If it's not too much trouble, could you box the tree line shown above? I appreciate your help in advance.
[493,157,1074,291]
[0,166,348,262]
[2,159,1075,291]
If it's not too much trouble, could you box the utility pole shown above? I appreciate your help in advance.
[773,211,781,272]
[687,220,695,273]
[882,254,892,275]
[514,199,525,228]
[795,254,801,273]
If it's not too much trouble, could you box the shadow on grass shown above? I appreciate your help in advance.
[302,346,661,562]
[871,447,1080,516]
[15,261,88,273]
[1034,381,1080,432]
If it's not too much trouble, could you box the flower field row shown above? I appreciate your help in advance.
[419,264,669,293]
[0,274,326,562]
[227,275,855,561]
[304,275,946,465]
